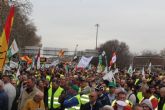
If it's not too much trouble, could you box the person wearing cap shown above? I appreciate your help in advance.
[141,99,153,110]
[158,87,165,110]
[63,85,81,110]
[95,84,110,107]
[107,82,116,105]
[80,78,91,106]
[47,79,64,110]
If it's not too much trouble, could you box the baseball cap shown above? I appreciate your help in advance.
[108,82,116,88]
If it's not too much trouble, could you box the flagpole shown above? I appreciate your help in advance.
[95,24,99,49]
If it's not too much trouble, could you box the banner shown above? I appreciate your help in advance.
[77,56,93,68]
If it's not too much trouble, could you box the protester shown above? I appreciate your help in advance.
[63,84,81,110]
[132,104,143,110]
[141,99,153,110]
[0,80,8,110]
[18,77,39,110]
[22,91,45,110]
[112,91,132,110]
[95,84,110,107]
[46,79,64,110]
[2,74,16,110]
[1,54,165,110]
[107,82,116,105]
[81,91,102,110]
[158,87,165,110]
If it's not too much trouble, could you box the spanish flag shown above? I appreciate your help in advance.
[0,6,15,71]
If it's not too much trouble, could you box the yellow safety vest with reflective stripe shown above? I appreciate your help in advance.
[163,104,165,110]
[135,79,139,85]
[111,100,132,107]
[137,92,143,103]
[48,86,64,109]
[80,94,89,104]
[158,98,165,110]
[65,94,81,110]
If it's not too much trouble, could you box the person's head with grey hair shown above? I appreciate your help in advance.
[33,91,44,103]
[0,80,4,91]
[102,105,114,110]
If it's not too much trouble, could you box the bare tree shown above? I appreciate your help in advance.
[99,39,133,69]
[141,50,158,56]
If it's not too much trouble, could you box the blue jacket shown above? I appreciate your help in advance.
[63,96,79,108]
[0,90,8,110]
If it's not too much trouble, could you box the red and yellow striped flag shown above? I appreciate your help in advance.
[0,6,15,71]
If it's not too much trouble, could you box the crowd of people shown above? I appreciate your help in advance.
[0,63,165,110]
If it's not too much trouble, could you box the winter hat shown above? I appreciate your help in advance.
[141,99,153,110]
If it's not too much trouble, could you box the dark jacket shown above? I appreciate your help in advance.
[158,97,165,110]
[97,94,110,107]
[81,101,102,110]
[0,90,8,110]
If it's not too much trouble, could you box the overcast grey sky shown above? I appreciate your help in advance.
[30,0,165,53]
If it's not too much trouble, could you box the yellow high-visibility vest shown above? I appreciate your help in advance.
[48,86,64,109]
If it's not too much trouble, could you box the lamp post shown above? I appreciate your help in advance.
[95,24,99,50]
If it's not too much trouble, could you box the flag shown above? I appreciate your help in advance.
[16,66,20,78]
[103,66,108,73]
[142,67,145,78]
[0,6,15,71]
[148,62,152,74]
[35,49,40,70]
[127,65,133,76]
[10,60,18,68]
[102,51,106,56]
[97,64,103,73]
[77,56,93,68]
[109,52,116,67]
[98,55,102,65]
[103,70,116,82]
[58,49,64,57]
[20,56,32,64]
[7,39,19,57]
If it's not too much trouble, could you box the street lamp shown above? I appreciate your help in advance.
[95,24,99,50]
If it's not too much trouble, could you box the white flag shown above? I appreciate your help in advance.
[142,67,145,78]
[148,62,152,74]
[103,66,108,74]
[8,39,19,57]
[16,66,20,78]
[103,70,115,82]
[77,56,93,68]
[102,51,106,56]
[10,61,18,68]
